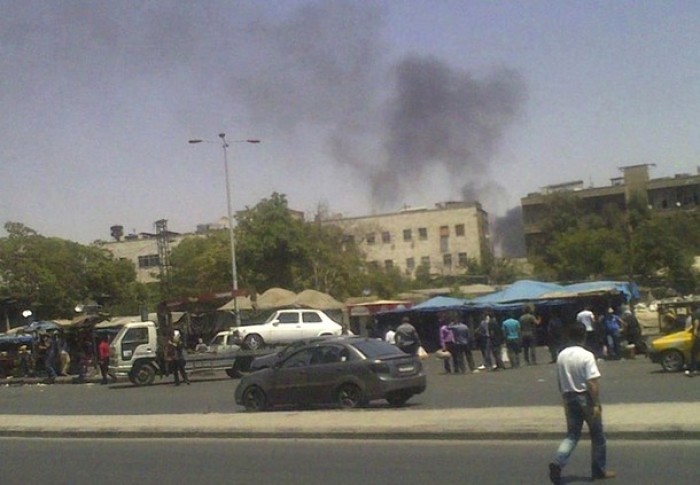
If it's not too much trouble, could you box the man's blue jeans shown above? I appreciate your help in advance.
[555,392,607,477]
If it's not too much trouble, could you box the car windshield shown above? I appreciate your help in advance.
[350,339,405,359]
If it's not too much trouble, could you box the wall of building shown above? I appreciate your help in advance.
[327,202,491,278]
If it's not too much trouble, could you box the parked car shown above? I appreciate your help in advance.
[249,336,332,372]
[235,336,427,411]
[232,309,343,350]
[648,328,693,372]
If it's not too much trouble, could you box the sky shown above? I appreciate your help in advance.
[2,1,700,252]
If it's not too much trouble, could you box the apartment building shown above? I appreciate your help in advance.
[521,164,700,256]
[326,201,492,278]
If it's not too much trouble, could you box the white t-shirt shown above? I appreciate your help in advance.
[384,329,396,344]
[556,345,601,394]
[576,310,595,332]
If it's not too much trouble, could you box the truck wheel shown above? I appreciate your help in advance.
[131,363,156,386]
[242,385,268,412]
[660,349,684,372]
[336,383,364,409]
[243,334,264,350]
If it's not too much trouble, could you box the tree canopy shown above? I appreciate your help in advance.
[0,222,145,319]
[532,193,699,293]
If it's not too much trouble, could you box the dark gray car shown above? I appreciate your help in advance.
[235,336,426,411]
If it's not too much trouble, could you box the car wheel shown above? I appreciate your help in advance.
[660,349,684,372]
[131,363,156,386]
[243,334,265,350]
[336,383,364,409]
[242,385,268,412]
[386,391,412,407]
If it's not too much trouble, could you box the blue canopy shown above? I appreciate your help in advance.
[411,296,468,311]
[467,280,639,311]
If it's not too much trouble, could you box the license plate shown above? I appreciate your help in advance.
[398,365,414,373]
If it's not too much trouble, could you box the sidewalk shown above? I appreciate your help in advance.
[1,402,699,440]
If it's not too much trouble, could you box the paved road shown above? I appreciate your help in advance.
[2,353,696,415]
[1,437,697,484]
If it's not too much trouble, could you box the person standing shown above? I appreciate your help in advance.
[38,334,57,384]
[169,331,190,386]
[519,305,540,365]
[487,312,506,370]
[438,317,455,373]
[602,308,622,360]
[547,311,565,363]
[502,313,522,368]
[450,317,476,373]
[549,322,616,484]
[475,312,492,370]
[685,306,700,376]
[384,325,396,345]
[98,337,115,384]
[394,317,422,356]
[576,306,597,355]
[59,336,71,375]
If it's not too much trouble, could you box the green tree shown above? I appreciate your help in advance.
[0,222,143,318]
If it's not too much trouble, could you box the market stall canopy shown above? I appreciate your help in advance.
[467,280,639,310]
[295,289,344,310]
[410,296,469,311]
[217,295,257,312]
[255,288,298,309]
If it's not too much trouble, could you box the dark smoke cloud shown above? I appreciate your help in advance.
[492,206,526,258]
[373,56,527,207]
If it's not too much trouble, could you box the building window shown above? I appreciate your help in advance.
[406,257,415,270]
[368,261,379,270]
[384,259,394,270]
[420,256,430,268]
[366,233,376,245]
[458,252,468,267]
[138,254,160,268]
[440,236,449,253]
[382,231,391,243]
[455,224,465,236]
[343,234,355,245]
[443,254,452,267]
[440,225,449,236]
[418,227,428,240]
[403,229,412,241]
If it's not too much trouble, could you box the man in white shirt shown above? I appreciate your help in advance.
[549,322,616,484]
[576,306,598,355]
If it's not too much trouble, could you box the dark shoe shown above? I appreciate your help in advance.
[549,463,561,485]
[593,470,617,480]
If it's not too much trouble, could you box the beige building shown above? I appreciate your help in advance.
[326,201,492,278]
[100,231,186,284]
[521,164,700,256]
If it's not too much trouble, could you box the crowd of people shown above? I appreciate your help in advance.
[383,303,645,374]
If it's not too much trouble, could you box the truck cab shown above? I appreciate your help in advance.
[109,321,160,385]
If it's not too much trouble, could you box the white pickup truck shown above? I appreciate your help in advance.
[232,308,344,350]
[108,320,276,386]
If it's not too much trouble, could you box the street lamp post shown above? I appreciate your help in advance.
[189,134,260,326]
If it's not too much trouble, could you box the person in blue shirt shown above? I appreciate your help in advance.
[502,313,522,368]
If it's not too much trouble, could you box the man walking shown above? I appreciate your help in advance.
[549,322,616,484]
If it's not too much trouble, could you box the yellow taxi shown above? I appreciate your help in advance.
[648,328,694,372]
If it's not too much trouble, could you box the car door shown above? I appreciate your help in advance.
[301,311,325,338]
[268,347,316,405]
[303,344,352,403]
[274,311,302,343]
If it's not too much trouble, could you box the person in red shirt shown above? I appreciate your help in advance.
[97,337,115,384]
